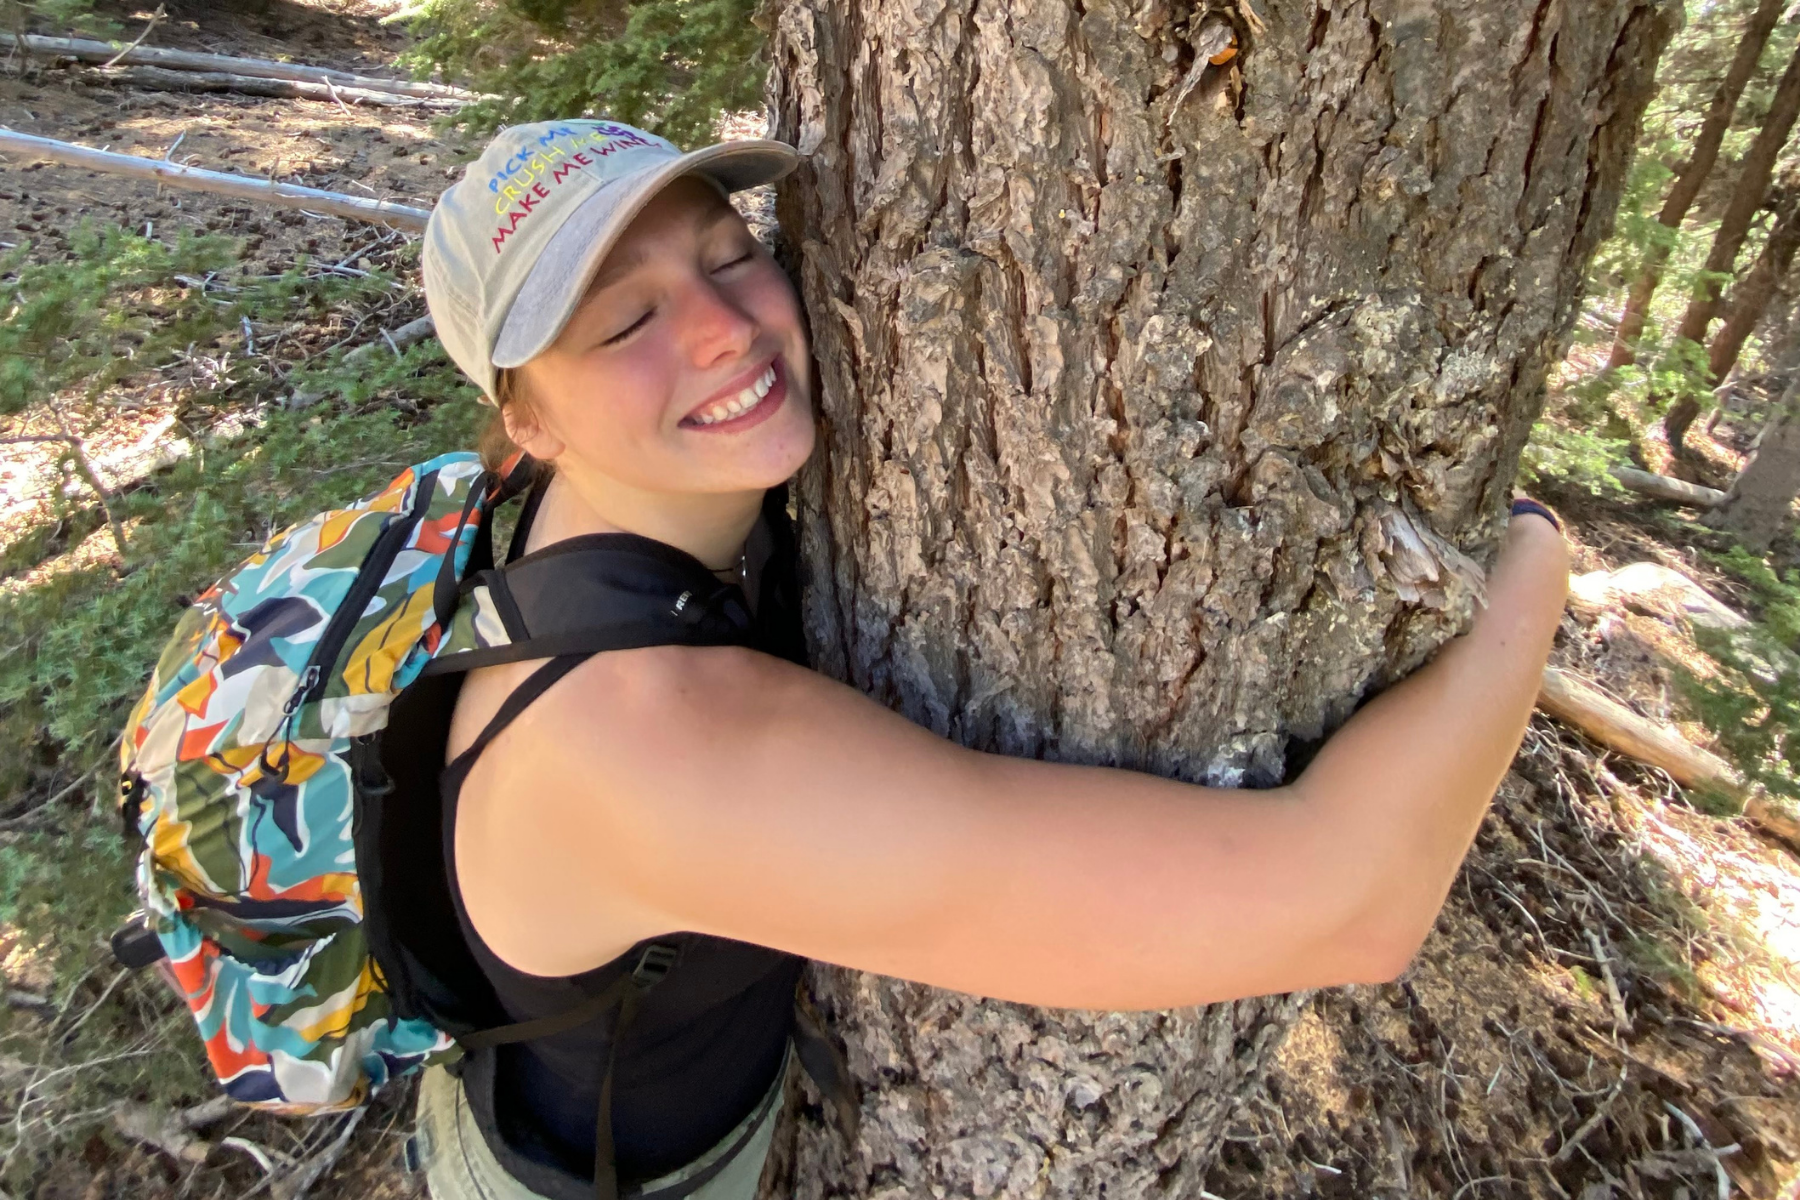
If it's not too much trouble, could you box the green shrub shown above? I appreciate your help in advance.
[1668,546,1800,807]
[402,0,766,147]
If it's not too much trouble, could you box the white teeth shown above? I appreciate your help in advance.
[692,364,778,425]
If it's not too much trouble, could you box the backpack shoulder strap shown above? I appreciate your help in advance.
[423,534,755,676]
[444,654,590,773]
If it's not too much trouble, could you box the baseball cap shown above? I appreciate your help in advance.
[422,119,799,403]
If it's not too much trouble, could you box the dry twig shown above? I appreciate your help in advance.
[97,5,164,69]
[269,1108,365,1200]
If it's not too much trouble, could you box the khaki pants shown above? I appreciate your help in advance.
[413,1046,788,1200]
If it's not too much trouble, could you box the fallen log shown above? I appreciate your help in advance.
[1536,666,1800,850]
[0,129,430,232]
[0,32,476,100]
[1537,667,1738,793]
[83,64,463,109]
[1612,466,1728,509]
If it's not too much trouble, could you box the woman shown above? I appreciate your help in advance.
[411,119,1570,1200]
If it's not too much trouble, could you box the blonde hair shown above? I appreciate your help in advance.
[478,368,544,476]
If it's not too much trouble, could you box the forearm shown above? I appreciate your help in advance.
[1294,516,1569,967]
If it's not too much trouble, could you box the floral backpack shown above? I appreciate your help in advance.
[113,452,531,1110]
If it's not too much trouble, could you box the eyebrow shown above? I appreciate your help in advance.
[583,204,743,297]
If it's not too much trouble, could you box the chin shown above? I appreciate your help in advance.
[741,397,817,487]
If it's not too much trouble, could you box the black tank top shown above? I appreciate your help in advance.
[435,495,808,1183]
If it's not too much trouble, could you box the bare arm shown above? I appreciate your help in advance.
[456,515,1568,1009]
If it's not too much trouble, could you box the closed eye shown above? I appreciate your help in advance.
[602,310,653,346]
[712,252,754,273]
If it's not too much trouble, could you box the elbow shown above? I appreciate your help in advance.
[1352,926,1427,985]
[1334,896,1438,986]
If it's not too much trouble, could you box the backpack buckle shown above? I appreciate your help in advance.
[109,913,167,970]
[631,943,679,988]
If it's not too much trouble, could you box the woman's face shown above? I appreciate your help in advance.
[509,176,814,496]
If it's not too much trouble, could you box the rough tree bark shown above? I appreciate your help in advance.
[1712,375,1800,549]
[759,0,1677,1195]
[1607,0,1787,370]
[1708,180,1800,383]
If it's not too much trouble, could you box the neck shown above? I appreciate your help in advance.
[525,469,763,572]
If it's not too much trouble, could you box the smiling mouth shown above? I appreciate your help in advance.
[681,360,782,429]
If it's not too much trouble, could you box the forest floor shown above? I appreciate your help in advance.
[1,3,1797,1200]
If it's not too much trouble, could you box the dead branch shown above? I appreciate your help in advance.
[110,1093,240,1168]
[112,1101,212,1165]
[97,5,163,69]
[354,314,436,361]
[1611,467,1728,509]
[1538,668,1800,851]
[0,32,476,100]
[1550,1066,1627,1163]
[1536,667,1739,794]
[0,768,95,832]
[1676,1018,1800,1076]
[270,1108,364,1200]
[47,403,126,558]
[85,64,464,110]
[1582,926,1633,1035]
[286,315,438,409]
[0,130,429,232]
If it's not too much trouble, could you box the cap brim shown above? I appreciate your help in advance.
[491,140,799,371]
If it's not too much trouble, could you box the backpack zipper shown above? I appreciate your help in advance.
[281,470,442,717]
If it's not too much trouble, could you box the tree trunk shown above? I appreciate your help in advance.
[1607,0,1786,370]
[761,0,1677,1195]
[1663,388,1706,468]
[1708,181,1800,382]
[1712,375,1800,549]
[1673,38,1800,348]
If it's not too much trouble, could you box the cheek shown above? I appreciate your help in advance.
[739,268,805,343]
[577,349,679,442]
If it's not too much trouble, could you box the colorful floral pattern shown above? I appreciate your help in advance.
[119,452,509,1112]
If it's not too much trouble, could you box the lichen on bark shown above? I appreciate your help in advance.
[758,0,1679,1195]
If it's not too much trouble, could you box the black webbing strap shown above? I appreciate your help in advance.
[456,973,633,1052]
[457,944,677,1200]
[447,654,590,773]
[593,983,639,1200]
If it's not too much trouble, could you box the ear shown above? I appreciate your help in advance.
[501,396,566,463]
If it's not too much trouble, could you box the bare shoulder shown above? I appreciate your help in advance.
[452,642,971,977]
[451,645,852,976]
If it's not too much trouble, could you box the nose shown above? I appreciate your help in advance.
[677,270,758,370]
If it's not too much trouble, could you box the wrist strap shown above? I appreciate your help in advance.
[1510,497,1562,532]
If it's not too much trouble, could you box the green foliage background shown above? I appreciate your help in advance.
[401,0,766,146]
